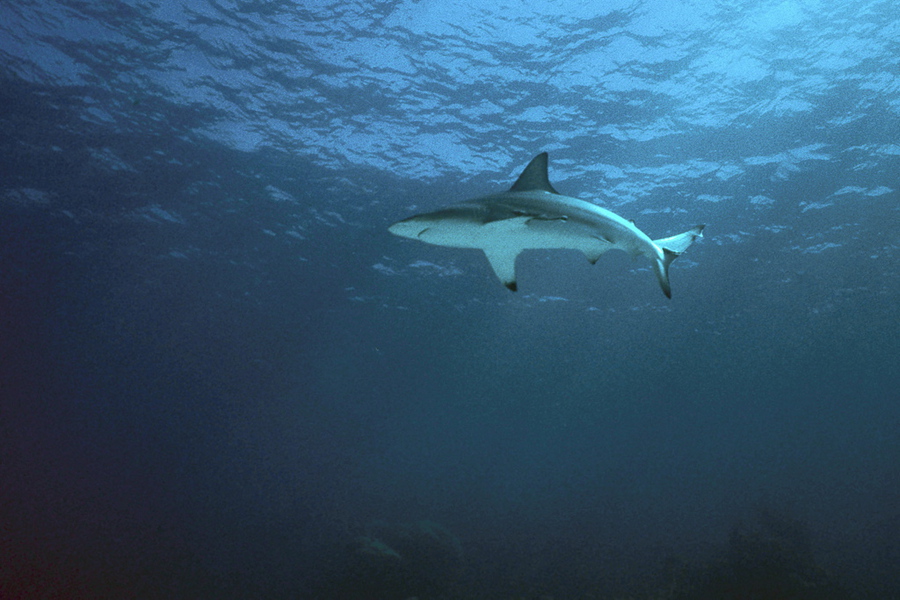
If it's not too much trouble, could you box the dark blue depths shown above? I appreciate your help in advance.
[1,0,899,598]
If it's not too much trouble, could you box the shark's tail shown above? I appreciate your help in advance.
[651,225,705,298]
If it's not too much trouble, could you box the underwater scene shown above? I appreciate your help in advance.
[1,0,899,598]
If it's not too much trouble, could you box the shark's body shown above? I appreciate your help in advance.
[389,153,704,297]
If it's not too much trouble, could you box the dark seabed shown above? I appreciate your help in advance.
[1,1,899,598]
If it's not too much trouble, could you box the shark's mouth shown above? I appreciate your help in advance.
[417,227,430,238]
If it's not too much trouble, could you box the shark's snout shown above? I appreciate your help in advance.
[388,219,412,238]
[388,218,428,240]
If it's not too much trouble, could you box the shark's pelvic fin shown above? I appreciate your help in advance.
[508,152,559,195]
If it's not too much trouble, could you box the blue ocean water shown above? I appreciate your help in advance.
[1,0,898,598]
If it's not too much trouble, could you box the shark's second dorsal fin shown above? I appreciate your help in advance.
[509,152,559,195]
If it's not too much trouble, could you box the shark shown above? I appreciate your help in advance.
[388,153,705,298]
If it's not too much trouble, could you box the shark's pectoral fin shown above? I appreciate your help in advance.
[482,247,521,291]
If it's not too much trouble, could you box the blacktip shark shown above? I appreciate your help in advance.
[389,153,704,298]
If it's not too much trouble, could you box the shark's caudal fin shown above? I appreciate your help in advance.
[652,225,705,298]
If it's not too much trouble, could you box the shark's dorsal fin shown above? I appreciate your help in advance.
[509,152,559,195]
